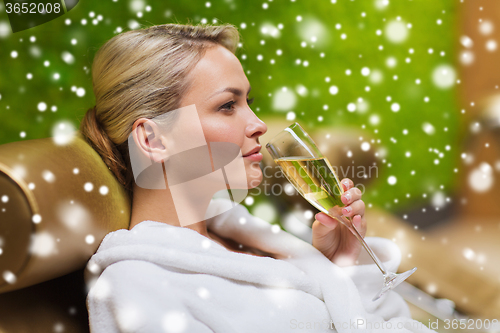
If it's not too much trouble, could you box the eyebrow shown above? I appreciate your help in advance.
[208,86,252,100]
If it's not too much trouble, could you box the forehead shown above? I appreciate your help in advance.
[184,45,249,99]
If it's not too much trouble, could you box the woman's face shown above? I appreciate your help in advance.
[179,44,268,189]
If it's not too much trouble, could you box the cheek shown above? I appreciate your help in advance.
[201,117,245,149]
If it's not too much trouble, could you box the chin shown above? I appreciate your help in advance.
[246,171,263,189]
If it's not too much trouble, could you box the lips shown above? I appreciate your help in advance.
[243,145,262,157]
[243,145,263,162]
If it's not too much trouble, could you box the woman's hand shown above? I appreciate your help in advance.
[311,178,367,267]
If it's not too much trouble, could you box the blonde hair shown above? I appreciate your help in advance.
[79,23,240,198]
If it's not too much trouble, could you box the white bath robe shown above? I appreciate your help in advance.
[85,198,435,333]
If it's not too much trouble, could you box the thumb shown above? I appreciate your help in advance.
[312,212,339,237]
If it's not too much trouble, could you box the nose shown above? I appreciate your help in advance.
[245,111,267,139]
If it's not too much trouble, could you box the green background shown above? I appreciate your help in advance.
[0,0,460,221]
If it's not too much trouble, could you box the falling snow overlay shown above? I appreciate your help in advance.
[0,0,463,214]
[1,0,499,330]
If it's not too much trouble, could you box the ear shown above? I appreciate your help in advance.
[131,118,168,163]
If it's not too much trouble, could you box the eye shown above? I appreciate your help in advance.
[247,97,254,105]
[219,100,236,111]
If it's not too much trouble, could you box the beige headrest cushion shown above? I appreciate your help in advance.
[0,132,131,293]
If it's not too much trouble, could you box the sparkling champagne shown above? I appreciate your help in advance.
[275,157,345,215]
[267,122,417,301]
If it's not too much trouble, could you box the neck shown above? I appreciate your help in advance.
[128,182,210,238]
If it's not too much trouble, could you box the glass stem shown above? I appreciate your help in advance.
[338,215,388,276]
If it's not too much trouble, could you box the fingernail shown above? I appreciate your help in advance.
[342,206,352,215]
[343,192,351,204]
[342,180,350,189]
[316,213,333,225]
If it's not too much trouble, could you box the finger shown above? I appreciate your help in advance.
[340,178,354,192]
[341,186,362,205]
[341,200,365,217]
[352,214,367,237]
[313,212,340,231]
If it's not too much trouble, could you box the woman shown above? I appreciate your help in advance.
[81,23,433,333]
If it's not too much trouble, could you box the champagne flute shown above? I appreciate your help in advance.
[266,122,417,301]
